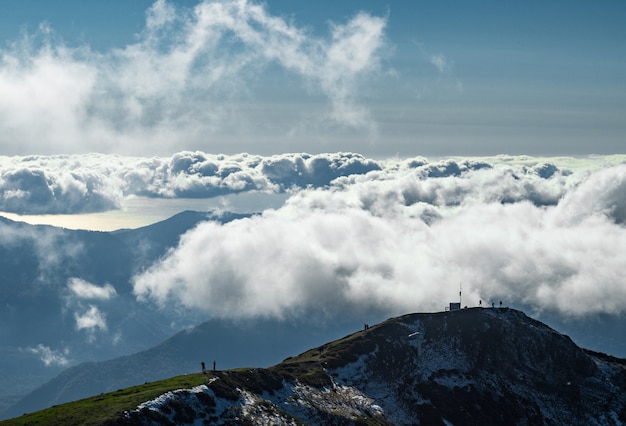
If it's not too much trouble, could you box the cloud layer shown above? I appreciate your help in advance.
[132,156,626,319]
[2,151,624,321]
[0,152,380,214]
[0,0,387,155]
[3,151,621,216]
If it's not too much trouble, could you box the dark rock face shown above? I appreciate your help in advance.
[119,308,626,425]
[352,308,621,425]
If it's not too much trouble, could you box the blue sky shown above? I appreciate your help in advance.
[0,0,624,157]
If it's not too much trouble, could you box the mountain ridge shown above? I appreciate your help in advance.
[4,308,624,425]
[1,316,363,420]
[120,307,626,425]
[0,210,247,416]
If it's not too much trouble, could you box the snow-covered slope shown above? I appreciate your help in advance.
[112,308,626,425]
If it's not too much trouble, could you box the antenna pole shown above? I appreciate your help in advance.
[459,282,462,307]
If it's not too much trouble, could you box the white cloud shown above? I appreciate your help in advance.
[320,12,386,128]
[74,305,108,334]
[0,157,124,214]
[0,152,380,214]
[133,159,626,320]
[67,278,117,300]
[63,279,114,343]
[0,24,98,154]
[25,344,70,367]
[550,164,626,225]
[0,0,388,155]
[0,152,622,226]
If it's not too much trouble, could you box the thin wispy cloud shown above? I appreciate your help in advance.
[0,219,84,283]
[0,0,387,155]
[24,344,70,367]
[430,53,449,74]
[74,305,108,336]
[64,279,114,342]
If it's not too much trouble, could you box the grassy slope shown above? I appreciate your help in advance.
[0,325,380,426]
[0,373,209,426]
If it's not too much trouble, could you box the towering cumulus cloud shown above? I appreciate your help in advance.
[0,0,387,155]
[132,157,626,320]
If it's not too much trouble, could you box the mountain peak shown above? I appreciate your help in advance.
[116,308,626,425]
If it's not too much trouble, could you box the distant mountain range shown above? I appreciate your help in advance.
[0,211,247,415]
[1,208,626,421]
[5,308,626,425]
[2,316,360,419]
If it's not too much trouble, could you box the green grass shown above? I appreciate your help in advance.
[0,373,210,426]
[1,323,395,425]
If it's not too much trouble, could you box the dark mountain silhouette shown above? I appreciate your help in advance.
[115,308,626,425]
[5,308,624,425]
[111,210,249,272]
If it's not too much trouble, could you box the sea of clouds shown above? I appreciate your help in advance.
[2,152,625,322]
[79,152,626,320]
